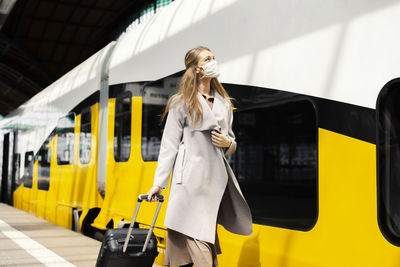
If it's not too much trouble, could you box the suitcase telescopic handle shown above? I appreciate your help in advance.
[138,194,165,202]
[122,194,165,254]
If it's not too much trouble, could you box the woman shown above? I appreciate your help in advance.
[147,46,253,267]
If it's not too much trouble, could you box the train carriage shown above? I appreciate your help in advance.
[1,0,400,266]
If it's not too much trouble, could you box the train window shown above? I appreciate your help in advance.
[114,92,132,162]
[37,143,51,191]
[225,84,318,231]
[57,113,75,165]
[141,75,180,161]
[80,108,91,164]
[377,79,400,246]
[23,151,34,188]
[13,154,21,188]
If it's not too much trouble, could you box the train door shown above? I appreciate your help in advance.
[1,131,15,205]
[0,132,6,203]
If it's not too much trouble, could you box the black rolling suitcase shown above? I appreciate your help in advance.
[95,194,164,267]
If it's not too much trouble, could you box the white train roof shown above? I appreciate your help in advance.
[109,0,400,109]
[0,42,115,153]
[0,42,115,129]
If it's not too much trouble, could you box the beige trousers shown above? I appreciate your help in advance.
[163,228,221,267]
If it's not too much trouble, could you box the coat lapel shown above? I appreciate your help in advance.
[189,91,217,131]
[213,90,229,126]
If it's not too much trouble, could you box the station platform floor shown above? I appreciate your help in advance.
[0,203,162,267]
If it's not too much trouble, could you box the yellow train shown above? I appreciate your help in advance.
[1,0,400,266]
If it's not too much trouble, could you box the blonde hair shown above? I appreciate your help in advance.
[160,46,234,128]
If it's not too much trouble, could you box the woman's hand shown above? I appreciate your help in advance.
[211,130,231,149]
[147,186,163,202]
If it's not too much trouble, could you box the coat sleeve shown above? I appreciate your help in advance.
[224,105,237,157]
[153,99,185,189]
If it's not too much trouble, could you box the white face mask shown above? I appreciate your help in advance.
[199,59,220,78]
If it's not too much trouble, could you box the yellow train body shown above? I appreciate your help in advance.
[10,95,400,267]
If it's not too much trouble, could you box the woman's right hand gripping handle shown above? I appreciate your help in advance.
[147,186,163,202]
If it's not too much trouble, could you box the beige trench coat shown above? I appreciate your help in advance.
[153,90,253,244]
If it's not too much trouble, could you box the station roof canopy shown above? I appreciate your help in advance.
[0,0,156,116]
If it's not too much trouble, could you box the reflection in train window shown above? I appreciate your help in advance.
[57,113,75,165]
[38,140,51,191]
[114,92,132,162]
[80,108,91,164]
[377,79,400,246]
[13,154,21,188]
[141,75,180,161]
[225,84,318,231]
[23,151,34,188]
